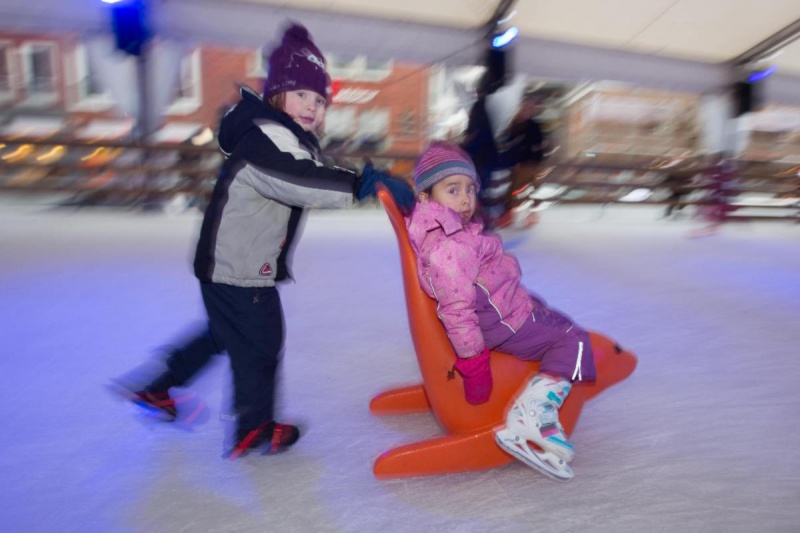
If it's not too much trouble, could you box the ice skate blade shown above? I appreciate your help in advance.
[506,416,574,463]
[495,429,574,482]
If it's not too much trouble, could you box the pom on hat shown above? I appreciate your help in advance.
[413,142,479,193]
[263,22,331,101]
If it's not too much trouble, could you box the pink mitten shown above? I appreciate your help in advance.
[453,348,492,405]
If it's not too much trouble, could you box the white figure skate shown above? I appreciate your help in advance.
[506,375,574,460]
[495,375,575,480]
[495,427,574,481]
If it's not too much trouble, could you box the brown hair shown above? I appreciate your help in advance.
[267,93,286,111]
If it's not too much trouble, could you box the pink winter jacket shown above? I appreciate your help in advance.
[406,201,534,359]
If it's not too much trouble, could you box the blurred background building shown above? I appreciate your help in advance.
[0,0,799,217]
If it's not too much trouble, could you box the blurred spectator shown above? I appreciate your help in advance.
[690,153,738,236]
[495,93,550,229]
[462,91,499,193]
[461,80,516,225]
[661,167,696,218]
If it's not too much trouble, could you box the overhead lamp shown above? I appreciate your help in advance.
[492,26,518,49]
[748,65,778,83]
[107,0,150,56]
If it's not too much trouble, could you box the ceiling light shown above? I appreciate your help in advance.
[748,65,778,83]
[492,27,518,49]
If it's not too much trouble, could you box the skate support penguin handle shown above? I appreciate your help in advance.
[369,184,638,479]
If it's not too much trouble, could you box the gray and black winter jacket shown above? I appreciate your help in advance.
[194,86,359,287]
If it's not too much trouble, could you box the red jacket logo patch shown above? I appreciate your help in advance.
[260,263,272,276]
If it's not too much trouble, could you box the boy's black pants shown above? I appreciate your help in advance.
[164,282,284,432]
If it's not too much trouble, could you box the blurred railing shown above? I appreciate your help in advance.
[1,136,798,220]
[0,136,221,205]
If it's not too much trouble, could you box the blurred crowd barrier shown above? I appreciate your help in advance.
[0,135,221,208]
[1,136,798,220]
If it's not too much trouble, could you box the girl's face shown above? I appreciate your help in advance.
[283,89,327,133]
[420,174,478,224]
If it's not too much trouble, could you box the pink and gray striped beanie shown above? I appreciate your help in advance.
[413,142,480,193]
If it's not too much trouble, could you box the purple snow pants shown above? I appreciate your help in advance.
[477,291,596,383]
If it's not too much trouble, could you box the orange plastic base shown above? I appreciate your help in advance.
[369,384,430,415]
[371,334,635,479]
[373,427,513,479]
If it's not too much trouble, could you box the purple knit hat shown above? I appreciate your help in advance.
[263,23,331,101]
[413,142,480,193]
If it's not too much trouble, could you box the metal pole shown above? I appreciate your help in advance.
[136,49,150,145]
[135,41,159,208]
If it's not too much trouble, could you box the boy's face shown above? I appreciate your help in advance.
[420,174,477,224]
[283,89,326,133]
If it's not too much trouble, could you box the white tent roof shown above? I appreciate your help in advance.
[248,0,800,72]
[2,0,800,99]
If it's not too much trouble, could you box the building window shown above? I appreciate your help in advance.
[0,41,13,103]
[363,57,393,82]
[248,49,267,78]
[65,43,115,112]
[327,55,392,82]
[357,108,390,140]
[19,41,59,106]
[166,48,202,115]
[397,109,417,138]
[323,105,356,146]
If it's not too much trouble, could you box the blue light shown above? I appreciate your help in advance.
[748,65,778,83]
[108,0,149,56]
[101,0,124,4]
[492,27,518,49]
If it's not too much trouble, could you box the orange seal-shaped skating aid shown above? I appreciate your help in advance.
[369,184,637,479]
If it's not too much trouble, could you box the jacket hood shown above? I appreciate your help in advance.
[407,200,483,249]
[217,85,321,156]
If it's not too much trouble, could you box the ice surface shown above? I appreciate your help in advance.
[1,197,798,532]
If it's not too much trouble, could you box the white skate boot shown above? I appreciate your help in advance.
[507,375,573,460]
[495,375,575,479]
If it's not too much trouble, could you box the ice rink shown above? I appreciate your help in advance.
[1,196,799,532]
